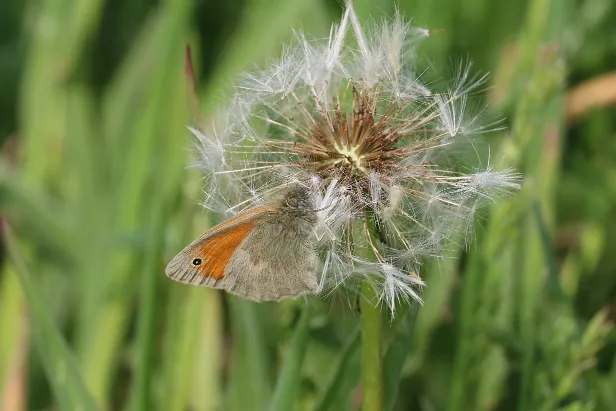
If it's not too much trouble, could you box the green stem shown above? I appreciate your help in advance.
[356,214,384,411]
[361,280,383,411]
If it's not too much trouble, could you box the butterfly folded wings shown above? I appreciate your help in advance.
[165,190,320,302]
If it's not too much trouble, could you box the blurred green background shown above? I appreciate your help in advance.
[1,0,615,410]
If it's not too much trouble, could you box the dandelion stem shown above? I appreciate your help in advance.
[358,219,383,411]
[360,279,383,411]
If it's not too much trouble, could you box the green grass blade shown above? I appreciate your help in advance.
[160,287,217,411]
[74,2,194,402]
[129,204,168,411]
[531,200,564,301]
[225,298,273,411]
[2,222,100,411]
[313,325,361,411]
[188,290,224,411]
[267,304,312,411]
[383,306,419,411]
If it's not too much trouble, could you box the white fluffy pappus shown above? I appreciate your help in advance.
[190,3,521,314]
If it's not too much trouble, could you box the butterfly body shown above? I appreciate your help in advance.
[165,186,319,301]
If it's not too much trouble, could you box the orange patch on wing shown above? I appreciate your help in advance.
[194,205,273,280]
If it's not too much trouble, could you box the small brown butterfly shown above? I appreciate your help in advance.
[165,186,320,301]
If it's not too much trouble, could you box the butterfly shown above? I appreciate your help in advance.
[165,186,320,301]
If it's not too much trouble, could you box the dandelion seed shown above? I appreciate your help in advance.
[189,3,520,314]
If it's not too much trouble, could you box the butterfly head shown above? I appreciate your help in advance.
[282,186,315,218]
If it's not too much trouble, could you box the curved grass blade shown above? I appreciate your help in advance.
[313,325,361,411]
[267,304,312,411]
[1,221,99,411]
[129,204,167,411]
[225,298,272,411]
[384,306,419,411]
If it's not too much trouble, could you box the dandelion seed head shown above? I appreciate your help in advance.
[188,3,521,314]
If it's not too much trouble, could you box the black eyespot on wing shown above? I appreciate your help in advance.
[192,258,202,266]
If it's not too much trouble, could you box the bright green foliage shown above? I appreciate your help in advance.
[0,0,615,410]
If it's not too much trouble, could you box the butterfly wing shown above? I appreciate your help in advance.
[165,205,275,287]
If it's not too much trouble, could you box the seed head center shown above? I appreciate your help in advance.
[335,144,366,172]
